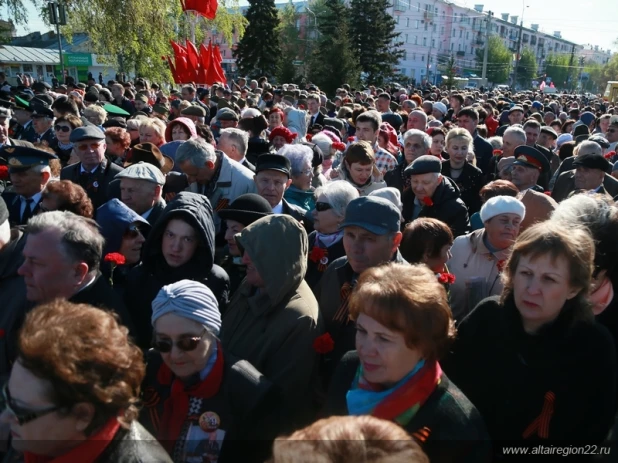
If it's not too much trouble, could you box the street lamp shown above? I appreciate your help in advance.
[512,2,529,88]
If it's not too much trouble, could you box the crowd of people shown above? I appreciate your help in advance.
[0,74,617,462]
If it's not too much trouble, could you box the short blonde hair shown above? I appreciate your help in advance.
[445,127,473,149]
[349,263,456,362]
[271,416,429,463]
[139,118,166,141]
[83,105,107,125]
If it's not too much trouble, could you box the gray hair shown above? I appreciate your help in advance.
[503,126,526,145]
[278,144,314,177]
[220,128,248,156]
[551,194,614,230]
[409,110,428,124]
[487,136,503,150]
[176,138,217,167]
[310,133,334,158]
[314,181,359,217]
[369,187,403,212]
[26,211,103,272]
[575,140,602,156]
[402,100,417,110]
[83,105,106,125]
[241,107,261,119]
[403,129,431,149]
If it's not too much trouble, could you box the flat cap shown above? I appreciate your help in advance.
[405,154,442,176]
[340,196,400,235]
[181,104,206,118]
[216,107,239,121]
[115,161,166,185]
[255,153,291,177]
[70,125,106,143]
[508,105,524,114]
[540,126,558,139]
[572,151,610,172]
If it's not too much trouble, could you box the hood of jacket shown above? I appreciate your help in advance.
[0,228,25,279]
[142,191,215,273]
[237,214,307,305]
[336,162,385,195]
[96,199,150,256]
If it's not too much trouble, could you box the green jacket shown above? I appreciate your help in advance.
[284,185,316,213]
[221,215,324,431]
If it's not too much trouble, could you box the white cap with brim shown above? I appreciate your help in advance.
[480,196,526,223]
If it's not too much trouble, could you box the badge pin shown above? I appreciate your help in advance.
[199,411,221,432]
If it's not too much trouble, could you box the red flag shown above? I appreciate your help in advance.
[170,40,186,57]
[181,0,217,20]
[166,56,180,83]
[213,44,227,82]
[186,40,200,71]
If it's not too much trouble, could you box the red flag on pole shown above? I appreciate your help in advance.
[185,40,200,71]
[180,0,218,20]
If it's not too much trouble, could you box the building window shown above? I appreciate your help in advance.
[441,26,444,34]
[417,2,420,12]
[22,64,33,72]
[405,34,408,43]
[433,24,437,32]
[423,37,427,46]
[452,29,455,37]
[406,17,410,27]
[422,55,425,62]
[403,51,407,60]
[431,39,435,47]
[460,30,463,38]
[413,53,416,60]
[454,13,457,22]
[466,32,469,39]
[415,20,419,28]
[401,68,406,75]
[424,23,428,31]
[451,43,454,51]
[414,36,418,44]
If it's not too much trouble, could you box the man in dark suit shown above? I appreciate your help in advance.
[0,106,34,149]
[30,104,58,152]
[12,95,37,143]
[115,162,167,229]
[306,93,325,131]
[0,146,57,226]
[60,126,123,210]
[552,144,618,202]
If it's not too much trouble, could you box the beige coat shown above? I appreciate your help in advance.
[448,229,511,323]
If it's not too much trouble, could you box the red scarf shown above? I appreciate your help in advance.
[157,343,225,453]
[24,417,121,463]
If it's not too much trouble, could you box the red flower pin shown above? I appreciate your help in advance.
[313,333,334,354]
[604,151,616,160]
[422,197,434,207]
[438,273,456,284]
[306,133,313,142]
[0,165,7,180]
[309,246,327,263]
[493,149,503,156]
[496,259,507,273]
[347,136,355,143]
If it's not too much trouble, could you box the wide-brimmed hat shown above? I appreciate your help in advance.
[124,142,173,174]
[218,194,273,226]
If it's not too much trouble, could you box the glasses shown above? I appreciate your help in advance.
[1,384,61,426]
[75,142,103,152]
[300,169,313,177]
[123,224,143,239]
[608,129,617,134]
[152,329,206,353]
[54,125,71,133]
[315,202,332,212]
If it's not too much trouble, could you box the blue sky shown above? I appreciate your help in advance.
[11,0,617,52]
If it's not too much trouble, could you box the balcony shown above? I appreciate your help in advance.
[476,39,484,45]
[424,11,434,22]
[456,50,465,56]
[393,0,405,12]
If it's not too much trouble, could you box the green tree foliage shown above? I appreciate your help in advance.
[440,55,456,89]
[64,0,246,83]
[307,0,360,94]
[543,54,570,89]
[348,0,403,86]
[276,1,303,84]
[474,35,511,84]
[233,0,280,78]
[515,47,537,87]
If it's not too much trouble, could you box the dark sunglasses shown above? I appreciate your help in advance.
[152,329,206,353]
[1,383,61,426]
[54,125,71,133]
[123,225,143,239]
[315,202,333,212]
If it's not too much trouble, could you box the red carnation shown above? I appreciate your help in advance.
[306,133,313,142]
[422,197,434,207]
[438,273,456,284]
[347,136,355,143]
[313,333,334,354]
[604,151,616,160]
[104,253,126,266]
[493,149,503,156]
[0,165,8,180]
[309,246,327,263]
[544,191,552,196]
[496,259,507,273]
[333,142,347,151]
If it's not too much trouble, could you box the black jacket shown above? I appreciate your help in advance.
[245,138,272,166]
[125,192,230,349]
[402,177,470,237]
[145,199,166,229]
[473,134,493,176]
[307,112,325,130]
[69,272,136,336]
[325,351,491,463]
[1,192,43,227]
[60,161,124,211]
[443,295,616,448]
[305,231,345,291]
[37,127,58,151]
[384,162,408,194]
[283,198,314,234]
[14,121,37,143]
[140,350,281,463]
[441,161,484,215]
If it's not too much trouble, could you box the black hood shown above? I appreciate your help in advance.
[142,192,215,273]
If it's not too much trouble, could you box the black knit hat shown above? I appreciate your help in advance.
[218,194,273,226]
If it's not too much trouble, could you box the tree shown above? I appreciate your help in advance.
[515,47,537,88]
[439,55,456,89]
[233,0,280,78]
[349,0,403,86]
[65,0,246,83]
[276,1,303,84]
[543,53,570,89]
[307,0,360,94]
[474,36,511,85]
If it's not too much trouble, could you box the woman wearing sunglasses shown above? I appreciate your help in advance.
[96,198,149,295]
[305,181,359,290]
[53,114,82,166]
[1,299,172,462]
[141,280,280,463]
